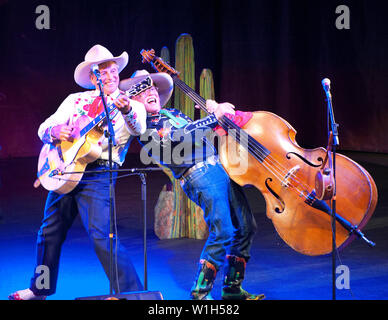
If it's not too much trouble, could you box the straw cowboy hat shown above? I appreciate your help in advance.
[119,70,174,108]
[74,44,129,89]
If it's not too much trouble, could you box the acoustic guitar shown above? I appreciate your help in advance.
[36,77,152,194]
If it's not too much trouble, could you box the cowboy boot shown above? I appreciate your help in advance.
[190,259,217,300]
[222,255,265,300]
[8,288,46,300]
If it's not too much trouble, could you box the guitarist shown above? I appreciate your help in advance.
[120,70,264,300]
[9,45,146,300]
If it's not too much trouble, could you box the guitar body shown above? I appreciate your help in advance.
[37,115,103,194]
[36,77,154,194]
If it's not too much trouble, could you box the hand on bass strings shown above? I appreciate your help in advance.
[209,100,236,120]
[194,99,236,120]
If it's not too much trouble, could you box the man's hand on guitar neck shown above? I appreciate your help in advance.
[51,124,74,141]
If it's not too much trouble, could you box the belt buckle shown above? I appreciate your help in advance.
[98,159,118,169]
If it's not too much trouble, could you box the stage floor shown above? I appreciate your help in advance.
[1,151,387,300]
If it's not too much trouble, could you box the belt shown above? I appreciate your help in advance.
[180,155,218,182]
[93,159,120,169]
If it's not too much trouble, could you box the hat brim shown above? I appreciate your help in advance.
[74,52,129,89]
[119,73,174,108]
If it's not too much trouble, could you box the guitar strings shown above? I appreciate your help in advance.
[177,76,313,197]
[147,60,313,201]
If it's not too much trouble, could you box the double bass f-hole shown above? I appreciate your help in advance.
[315,132,335,200]
[285,150,333,200]
[265,164,301,214]
[286,152,323,167]
[265,178,285,213]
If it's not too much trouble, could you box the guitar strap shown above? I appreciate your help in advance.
[159,109,188,128]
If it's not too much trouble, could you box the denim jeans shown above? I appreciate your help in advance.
[181,162,257,270]
[30,162,143,296]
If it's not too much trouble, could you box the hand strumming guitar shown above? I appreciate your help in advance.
[51,124,74,141]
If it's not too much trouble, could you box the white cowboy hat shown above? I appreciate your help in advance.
[119,70,173,107]
[74,44,129,89]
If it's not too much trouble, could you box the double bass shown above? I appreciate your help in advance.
[140,49,378,256]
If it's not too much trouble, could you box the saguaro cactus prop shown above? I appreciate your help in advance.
[154,40,208,240]
[174,34,208,239]
[199,68,215,119]
[174,33,195,120]
[154,167,188,239]
[154,46,177,238]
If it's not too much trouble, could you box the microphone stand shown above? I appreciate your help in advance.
[94,71,117,296]
[139,172,148,290]
[322,79,339,300]
[65,166,164,300]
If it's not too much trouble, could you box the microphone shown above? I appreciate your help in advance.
[91,64,100,77]
[321,78,331,93]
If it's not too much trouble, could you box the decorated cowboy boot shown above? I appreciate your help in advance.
[190,259,217,300]
[222,255,265,300]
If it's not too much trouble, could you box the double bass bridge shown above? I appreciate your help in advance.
[281,165,300,188]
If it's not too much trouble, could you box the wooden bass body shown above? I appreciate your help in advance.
[219,111,378,256]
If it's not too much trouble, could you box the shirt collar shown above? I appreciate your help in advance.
[92,88,121,99]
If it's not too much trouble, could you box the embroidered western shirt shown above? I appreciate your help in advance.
[138,107,218,178]
[38,88,146,166]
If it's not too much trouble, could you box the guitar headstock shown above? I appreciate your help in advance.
[140,49,180,77]
[140,49,156,64]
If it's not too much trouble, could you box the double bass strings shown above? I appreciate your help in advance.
[146,55,378,255]
[173,77,313,201]
[222,119,312,199]
[151,54,313,201]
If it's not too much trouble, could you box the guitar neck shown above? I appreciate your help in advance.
[141,50,272,163]
[172,76,208,114]
[170,74,271,163]
[79,103,118,138]
[171,75,235,132]
[79,77,153,138]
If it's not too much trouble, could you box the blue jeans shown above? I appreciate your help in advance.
[30,162,143,296]
[181,162,257,270]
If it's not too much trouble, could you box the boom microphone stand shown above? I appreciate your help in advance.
[92,65,117,296]
[69,166,164,300]
[321,78,339,300]
[124,167,164,291]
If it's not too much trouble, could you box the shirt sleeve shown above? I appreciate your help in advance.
[37,94,75,144]
[122,99,147,136]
